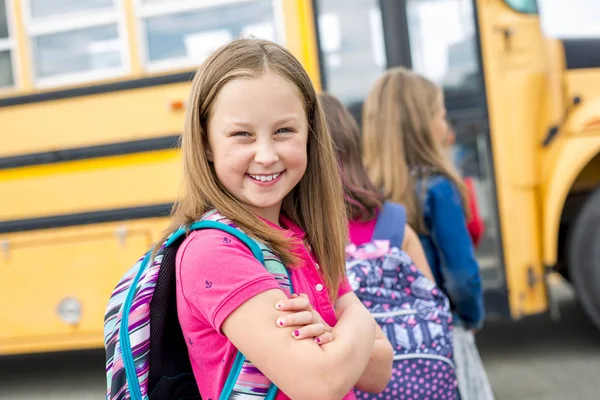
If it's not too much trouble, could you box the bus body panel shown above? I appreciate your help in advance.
[0,218,169,356]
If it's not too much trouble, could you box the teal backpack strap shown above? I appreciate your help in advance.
[168,220,264,263]
[181,220,292,400]
[255,240,295,296]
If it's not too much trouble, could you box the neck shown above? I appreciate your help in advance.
[250,205,282,227]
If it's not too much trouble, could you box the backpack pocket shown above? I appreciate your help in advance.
[373,306,454,361]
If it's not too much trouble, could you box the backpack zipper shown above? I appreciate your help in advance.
[393,353,456,369]
[370,309,417,318]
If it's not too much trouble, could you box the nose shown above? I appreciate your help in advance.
[254,138,279,166]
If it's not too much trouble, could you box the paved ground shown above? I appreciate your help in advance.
[478,282,600,400]
[1,281,599,399]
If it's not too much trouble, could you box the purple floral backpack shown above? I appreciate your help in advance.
[346,202,459,400]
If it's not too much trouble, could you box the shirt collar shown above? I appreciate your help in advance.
[258,214,306,241]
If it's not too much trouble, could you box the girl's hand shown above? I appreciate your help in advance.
[274,293,334,345]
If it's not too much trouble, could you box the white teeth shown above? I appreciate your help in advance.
[250,172,280,182]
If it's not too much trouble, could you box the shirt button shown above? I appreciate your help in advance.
[316,284,324,292]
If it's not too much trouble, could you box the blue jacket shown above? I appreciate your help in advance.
[415,174,484,329]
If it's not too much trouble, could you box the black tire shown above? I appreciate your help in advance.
[568,187,600,330]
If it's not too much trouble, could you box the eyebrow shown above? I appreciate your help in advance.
[228,115,301,129]
[273,115,301,125]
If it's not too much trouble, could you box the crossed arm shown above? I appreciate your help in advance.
[222,290,393,399]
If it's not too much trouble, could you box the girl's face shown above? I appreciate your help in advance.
[206,72,309,225]
[431,93,450,148]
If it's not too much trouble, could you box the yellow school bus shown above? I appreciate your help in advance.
[2,0,600,356]
[0,0,321,356]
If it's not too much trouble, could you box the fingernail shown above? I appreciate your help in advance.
[315,337,321,344]
[277,318,285,327]
[293,330,300,337]
[275,302,283,309]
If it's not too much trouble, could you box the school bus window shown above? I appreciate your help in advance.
[24,0,128,87]
[0,50,12,87]
[406,0,480,94]
[0,0,15,88]
[137,0,283,72]
[27,0,115,19]
[315,0,386,105]
[504,0,538,14]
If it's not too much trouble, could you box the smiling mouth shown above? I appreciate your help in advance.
[248,172,283,182]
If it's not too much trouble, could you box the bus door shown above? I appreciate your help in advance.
[312,0,511,319]
[472,0,550,318]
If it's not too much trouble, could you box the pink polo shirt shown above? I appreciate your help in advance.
[175,214,356,400]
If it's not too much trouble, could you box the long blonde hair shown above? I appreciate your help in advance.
[362,66,470,233]
[158,38,347,299]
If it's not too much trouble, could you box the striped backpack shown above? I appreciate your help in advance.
[346,202,459,400]
[104,211,294,400]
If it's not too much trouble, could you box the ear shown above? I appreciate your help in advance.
[203,138,214,162]
[205,147,214,162]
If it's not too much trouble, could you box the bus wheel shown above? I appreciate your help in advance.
[568,187,600,330]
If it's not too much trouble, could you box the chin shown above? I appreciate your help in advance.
[248,199,283,210]
[243,193,286,214]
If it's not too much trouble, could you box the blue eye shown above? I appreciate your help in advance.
[233,131,250,137]
[276,127,292,134]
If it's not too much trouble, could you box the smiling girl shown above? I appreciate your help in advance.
[167,38,393,400]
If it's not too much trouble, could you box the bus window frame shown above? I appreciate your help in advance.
[312,0,402,106]
[0,0,18,90]
[134,0,287,74]
[21,0,131,88]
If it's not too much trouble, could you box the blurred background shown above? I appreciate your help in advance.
[2,0,600,398]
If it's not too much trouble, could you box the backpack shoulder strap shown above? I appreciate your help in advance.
[372,201,407,249]
[185,213,287,400]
